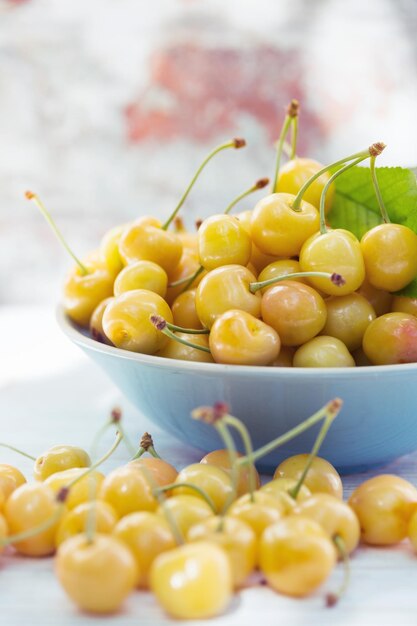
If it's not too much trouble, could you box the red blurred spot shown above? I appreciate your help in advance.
[125,44,322,147]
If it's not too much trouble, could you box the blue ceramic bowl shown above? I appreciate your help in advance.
[57,308,417,474]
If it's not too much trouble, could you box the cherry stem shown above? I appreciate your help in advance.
[326,534,350,607]
[249,271,345,293]
[65,431,123,493]
[150,318,211,354]
[0,504,66,547]
[287,410,337,500]
[25,191,88,275]
[319,156,368,234]
[370,155,390,224]
[135,463,184,546]
[221,415,257,503]
[223,178,270,215]
[168,265,204,289]
[166,322,209,335]
[0,443,36,462]
[291,146,380,211]
[157,482,216,513]
[180,265,205,294]
[272,100,299,192]
[290,115,298,160]
[131,432,162,460]
[214,421,240,515]
[237,399,342,467]
[162,138,246,230]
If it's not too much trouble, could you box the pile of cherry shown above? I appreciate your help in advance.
[28,100,417,367]
[2,400,417,618]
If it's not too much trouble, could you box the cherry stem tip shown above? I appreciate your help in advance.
[369,142,386,157]
[150,315,167,331]
[233,137,246,149]
[287,99,300,117]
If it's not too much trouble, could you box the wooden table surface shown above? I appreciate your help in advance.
[1,306,417,626]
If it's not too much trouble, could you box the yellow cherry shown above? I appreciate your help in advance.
[261,478,311,514]
[156,495,213,540]
[276,157,335,214]
[209,309,281,366]
[89,297,114,345]
[259,516,337,597]
[173,463,233,513]
[0,464,26,500]
[198,214,252,270]
[275,454,343,499]
[113,511,176,588]
[294,493,360,555]
[187,515,256,588]
[55,500,118,547]
[102,289,173,353]
[5,483,64,556]
[200,449,261,497]
[99,465,158,518]
[45,468,105,510]
[56,534,138,613]
[34,445,91,481]
[114,260,168,298]
[349,474,417,545]
[150,542,233,620]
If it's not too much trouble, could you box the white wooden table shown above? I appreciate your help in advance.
[1,306,417,626]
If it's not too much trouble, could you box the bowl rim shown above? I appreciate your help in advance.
[57,306,417,377]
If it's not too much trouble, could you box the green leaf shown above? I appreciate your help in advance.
[328,166,417,240]
[395,277,417,298]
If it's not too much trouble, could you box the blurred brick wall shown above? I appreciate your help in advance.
[0,0,416,304]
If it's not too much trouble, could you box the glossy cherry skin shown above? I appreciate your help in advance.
[150,542,233,620]
[187,515,256,588]
[195,265,261,329]
[99,223,129,275]
[89,297,114,345]
[209,309,281,366]
[227,491,285,539]
[56,534,138,613]
[250,193,319,257]
[55,500,118,546]
[63,258,115,328]
[157,332,214,363]
[99,465,158,518]
[200,449,261,497]
[276,158,335,214]
[360,223,417,292]
[236,209,281,273]
[113,511,176,588]
[118,216,183,273]
[299,229,365,296]
[261,281,327,346]
[391,295,417,318]
[173,464,233,513]
[114,260,168,298]
[172,289,204,330]
[34,445,91,481]
[260,478,312,514]
[293,336,356,368]
[5,483,65,556]
[102,289,173,353]
[362,312,417,365]
[349,475,417,545]
[0,464,26,499]
[357,278,393,316]
[257,259,305,294]
[156,495,213,540]
[322,293,376,351]
[294,493,360,555]
[198,214,252,270]
[128,457,178,490]
[407,509,417,553]
[45,468,105,510]
[259,516,337,597]
[275,454,343,499]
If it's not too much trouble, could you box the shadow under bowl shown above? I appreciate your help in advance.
[57,308,417,474]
